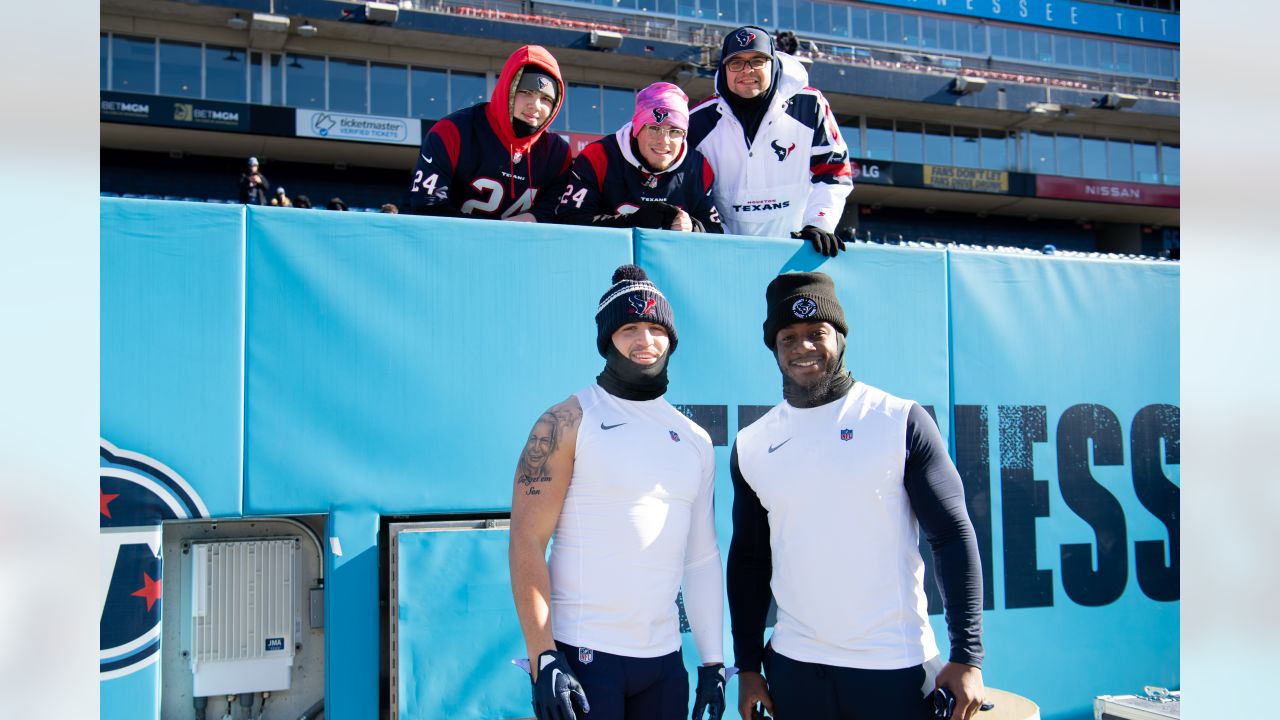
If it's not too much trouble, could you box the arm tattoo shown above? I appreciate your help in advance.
[516,403,581,496]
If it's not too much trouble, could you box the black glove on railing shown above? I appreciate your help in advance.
[792,225,846,257]
[628,201,683,230]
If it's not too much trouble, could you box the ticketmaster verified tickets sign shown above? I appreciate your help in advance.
[295,109,422,146]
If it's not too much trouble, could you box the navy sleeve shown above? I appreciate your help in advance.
[687,158,724,234]
[807,94,852,188]
[530,138,573,223]
[555,149,626,227]
[407,121,465,217]
[903,403,985,668]
[726,441,773,673]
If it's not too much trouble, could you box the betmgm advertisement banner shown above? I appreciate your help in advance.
[101,199,1177,720]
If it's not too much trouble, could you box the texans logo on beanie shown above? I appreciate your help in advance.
[762,272,848,350]
[596,265,678,357]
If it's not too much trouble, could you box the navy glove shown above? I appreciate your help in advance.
[792,225,845,257]
[691,664,727,720]
[531,650,590,720]
[926,687,956,719]
[628,201,683,230]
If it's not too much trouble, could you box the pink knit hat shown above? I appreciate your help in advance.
[631,82,690,138]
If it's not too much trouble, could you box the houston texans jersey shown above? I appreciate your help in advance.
[407,105,572,221]
[554,126,723,233]
[407,46,571,221]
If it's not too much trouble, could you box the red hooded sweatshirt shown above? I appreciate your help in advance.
[407,45,572,221]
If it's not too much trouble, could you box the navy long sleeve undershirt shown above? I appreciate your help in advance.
[726,402,984,673]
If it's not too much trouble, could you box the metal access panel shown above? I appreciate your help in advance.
[186,538,299,697]
[389,519,532,720]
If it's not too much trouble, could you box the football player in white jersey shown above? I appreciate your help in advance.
[509,264,727,720]
[728,272,986,720]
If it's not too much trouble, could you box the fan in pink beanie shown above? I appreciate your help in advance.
[631,82,690,138]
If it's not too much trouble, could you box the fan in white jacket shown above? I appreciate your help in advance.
[687,26,853,256]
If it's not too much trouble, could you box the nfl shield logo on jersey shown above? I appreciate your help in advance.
[579,647,594,664]
[670,430,681,442]
[840,428,853,441]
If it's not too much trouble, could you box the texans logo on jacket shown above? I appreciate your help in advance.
[771,139,796,162]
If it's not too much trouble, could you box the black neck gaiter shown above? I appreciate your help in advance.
[723,92,769,144]
[780,334,856,408]
[512,118,537,138]
[597,345,669,401]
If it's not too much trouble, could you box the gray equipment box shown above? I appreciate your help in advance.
[1094,689,1180,720]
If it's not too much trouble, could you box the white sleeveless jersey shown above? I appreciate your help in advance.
[735,382,940,669]
[549,384,721,659]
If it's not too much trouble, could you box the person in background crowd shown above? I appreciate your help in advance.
[294,194,313,209]
[509,265,727,720]
[407,45,571,222]
[687,27,853,257]
[728,272,986,720]
[327,197,348,211]
[380,203,400,214]
[239,156,271,206]
[774,30,799,55]
[554,82,722,233]
[272,186,293,207]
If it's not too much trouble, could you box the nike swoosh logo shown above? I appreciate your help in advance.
[767,438,792,453]
[600,422,627,430]
[422,154,433,163]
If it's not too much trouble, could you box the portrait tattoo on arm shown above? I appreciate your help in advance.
[515,403,582,496]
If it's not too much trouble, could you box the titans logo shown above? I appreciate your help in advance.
[100,439,208,679]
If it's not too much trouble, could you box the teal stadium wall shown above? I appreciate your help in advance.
[101,199,1179,720]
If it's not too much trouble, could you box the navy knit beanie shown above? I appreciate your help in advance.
[763,272,847,350]
[595,265,678,357]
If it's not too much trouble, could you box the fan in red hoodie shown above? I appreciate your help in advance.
[407,46,571,222]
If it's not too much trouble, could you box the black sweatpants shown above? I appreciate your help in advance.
[556,641,689,719]
[763,646,933,720]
